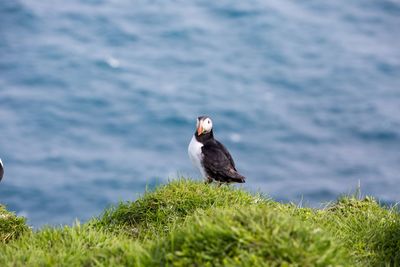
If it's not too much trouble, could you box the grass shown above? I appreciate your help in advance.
[148,206,350,266]
[0,179,399,266]
[0,205,29,243]
[93,179,262,239]
[318,196,400,265]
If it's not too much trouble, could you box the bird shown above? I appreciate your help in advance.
[0,158,3,182]
[188,116,245,184]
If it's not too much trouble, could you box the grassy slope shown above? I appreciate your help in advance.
[0,179,399,266]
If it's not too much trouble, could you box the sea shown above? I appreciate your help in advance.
[1,0,399,228]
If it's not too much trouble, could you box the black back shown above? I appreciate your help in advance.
[200,134,245,183]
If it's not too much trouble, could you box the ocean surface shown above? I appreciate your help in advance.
[1,0,399,227]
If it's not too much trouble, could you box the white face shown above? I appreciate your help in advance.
[201,117,213,133]
[197,117,213,135]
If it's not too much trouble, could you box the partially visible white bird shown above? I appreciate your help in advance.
[0,158,3,182]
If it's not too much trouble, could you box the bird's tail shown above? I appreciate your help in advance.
[230,172,245,183]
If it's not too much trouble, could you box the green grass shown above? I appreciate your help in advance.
[0,224,146,266]
[148,206,350,266]
[0,205,30,243]
[93,179,263,239]
[317,196,400,266]
[0,179,399,266]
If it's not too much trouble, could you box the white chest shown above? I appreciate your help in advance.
[188,135,206,177]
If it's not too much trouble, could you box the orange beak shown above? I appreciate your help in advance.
[197,125,203,136]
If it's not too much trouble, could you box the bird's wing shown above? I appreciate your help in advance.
[201,141,242,182]
[215,140,236,170]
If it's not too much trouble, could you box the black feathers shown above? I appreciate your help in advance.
[201,138,245,184]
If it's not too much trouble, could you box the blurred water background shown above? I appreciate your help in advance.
[1,0,399,227]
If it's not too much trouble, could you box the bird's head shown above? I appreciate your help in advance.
[196,116,213,136]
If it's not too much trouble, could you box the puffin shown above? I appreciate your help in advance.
[188,116,245,184]
[0,158,3,182]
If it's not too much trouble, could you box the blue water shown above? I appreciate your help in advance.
[1,0,399,227]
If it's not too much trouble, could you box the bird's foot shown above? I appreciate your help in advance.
[204,177,213,184]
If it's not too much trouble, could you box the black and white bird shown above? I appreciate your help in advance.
[0,158,4,182]
[188,116,245,184]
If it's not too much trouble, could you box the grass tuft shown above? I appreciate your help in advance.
[318,196,400,265]
[0,223,146,266]
[0,205,30,243]
[147,206,351,266]
[93,179,264,239]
